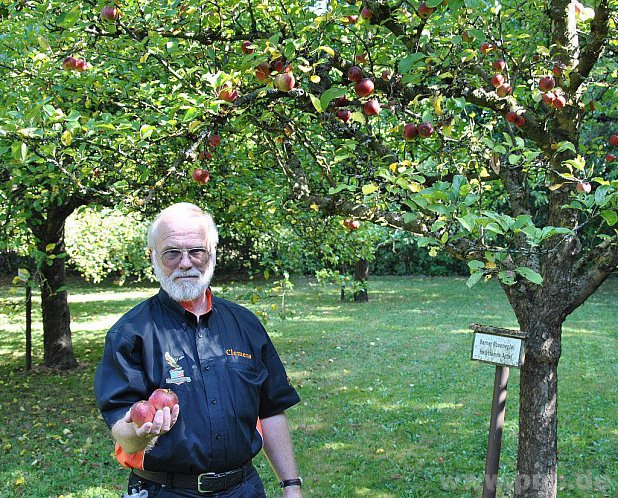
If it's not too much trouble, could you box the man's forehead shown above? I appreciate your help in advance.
[155,215,208,241]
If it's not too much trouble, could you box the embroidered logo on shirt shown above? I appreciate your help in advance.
[165,352,192,385]
[225,349,252,360]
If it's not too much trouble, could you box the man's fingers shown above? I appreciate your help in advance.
[171,404,180,425]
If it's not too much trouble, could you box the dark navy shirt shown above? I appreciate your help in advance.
[94,288,300,474]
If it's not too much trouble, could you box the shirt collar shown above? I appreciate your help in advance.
[157,287,214,322]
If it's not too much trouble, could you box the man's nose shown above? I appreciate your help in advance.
[178,251,193,270]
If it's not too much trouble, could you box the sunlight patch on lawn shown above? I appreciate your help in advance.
[71,315,125,331]
[322,441,350,450]
[68,290,155,303]
[354,488,397,497]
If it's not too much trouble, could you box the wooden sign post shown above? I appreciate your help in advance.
[470,323,527,498]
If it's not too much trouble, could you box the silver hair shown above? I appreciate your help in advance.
[147,202,219,252]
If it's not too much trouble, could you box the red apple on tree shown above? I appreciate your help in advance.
[336,110,352,123]
[347,15,359,24]
[218,88,239,102]
[542,91,556,105]
[480,42,494,55]
[491,74,505,88]
[403,123,419,140]
[360,6,373,20]
[209,134,221,147]
[552,94,566,109]
[492,59,506,72]
[515,115,526,127]
[192,168,210,185]
[100,5,119,21]
[606,153,616,163]
[74,59,88,72]
[62,56,77,70]
[505,111,518,123]
[241,41,254,54]
[333,95,349,107]
[274,72,295,92]
[363,99,381,116]
[255,62,271,82]
[148,388,179,411]
[538,76,556,92]
[418,122,434,138]
[130,400,156,428]
[418,2,434,18]
[354,78,374,97]
[347,66,363,82]
[272,58,286,73]
[609,134,618,147]
[576,182,591,193]
[355,53,367,64]
[496,83,512,97]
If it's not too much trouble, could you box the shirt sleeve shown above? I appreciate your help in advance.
[258,333,301,419]
[94,328,150,428]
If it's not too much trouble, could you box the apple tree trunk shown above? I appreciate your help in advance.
[30,204,81,370]
[353,258,369,302]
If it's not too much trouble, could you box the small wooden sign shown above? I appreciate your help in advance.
[470,324,526,368]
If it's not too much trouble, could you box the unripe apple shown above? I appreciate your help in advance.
[100,5,119,21]
[347,66,363,82]
[360,6,373,20]
[354,78,374,97]
[480,42,493,55]
[538,76,556,92]
[62,56,77,70]
[130,400,156,428]
[336,110,352,123]
[255,62,271,82]
[209,134,221,147]
[492,59,506,72]
[355,53,367,64]
[148,388,179,411]
[363,99,381,116]
[418,122,434,138]
[403,123,419,140]
[496,83,512,97]
[418,2,434,18]
[515,115,526,127]
[505,111,518,123]
[576,182,591,193]
[218,88,239,102]
[490,74,505,88]
[551,95,566,109]
[241,41,254,54]
[274,72,295,92]
[609,134,618,147]
[606,153,616,163]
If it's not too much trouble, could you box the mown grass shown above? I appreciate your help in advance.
[0,276,616,497]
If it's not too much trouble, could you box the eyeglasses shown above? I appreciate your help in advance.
[156,247,211,268]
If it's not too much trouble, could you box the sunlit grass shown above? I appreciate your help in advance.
[0,276,616,497]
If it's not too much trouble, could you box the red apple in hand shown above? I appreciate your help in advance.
[148,388,179,411]
[130,400,156,428]
[354,78,374,97]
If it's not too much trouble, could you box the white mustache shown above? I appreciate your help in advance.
[172,270,202,278]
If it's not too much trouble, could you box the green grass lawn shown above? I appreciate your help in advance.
[0,276,616,497]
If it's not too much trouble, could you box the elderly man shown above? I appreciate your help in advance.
[95,203,303,497]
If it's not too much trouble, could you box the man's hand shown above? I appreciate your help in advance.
[113,404,180,454]
[124,404,180,438]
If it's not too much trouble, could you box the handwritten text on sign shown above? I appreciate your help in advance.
[471,332,524,367]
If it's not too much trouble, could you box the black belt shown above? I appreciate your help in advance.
[132,462,251,494]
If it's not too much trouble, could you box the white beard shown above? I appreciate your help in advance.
[152,257,215,302]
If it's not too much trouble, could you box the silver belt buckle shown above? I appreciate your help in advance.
[197,472,216,494]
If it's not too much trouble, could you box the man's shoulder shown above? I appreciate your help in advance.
[108,293,160,335]
[213,295,260,322]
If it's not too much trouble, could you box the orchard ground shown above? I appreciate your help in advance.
[0,276,616,497]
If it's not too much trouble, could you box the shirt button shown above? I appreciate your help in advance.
[204,365,210,371]
[215,434,222,440]
[197,333,203,338]
[211,399,217,404]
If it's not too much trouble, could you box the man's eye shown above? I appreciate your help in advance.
[164,250,182,258]
[189,249,207,257]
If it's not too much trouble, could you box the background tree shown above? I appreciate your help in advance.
[1,1,617,496]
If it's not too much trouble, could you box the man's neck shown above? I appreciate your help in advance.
[178,289,211,317]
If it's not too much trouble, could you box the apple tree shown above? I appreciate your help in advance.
[2,1,618,496]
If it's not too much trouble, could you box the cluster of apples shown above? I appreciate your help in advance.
[130,388,179,428]
[481,44,512,98]
[192,134,221,185]
[403,122,434,140]
[250,43,296,93]
[62,57,89,72]
[538,74,567,110]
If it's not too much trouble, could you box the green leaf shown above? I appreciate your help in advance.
[468,260,485,270]
[456,214,476,232]
[555,141,577,154]
[399,53,426,74]
[57,6,81,28]
[361,183,379,195]
[309,93,323,113]
[515,267,543,285]
[140,124,156,139]
[320,87,347,111]
[600,210,618,226]
[182,107,199,122]
[466,271,484,288]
